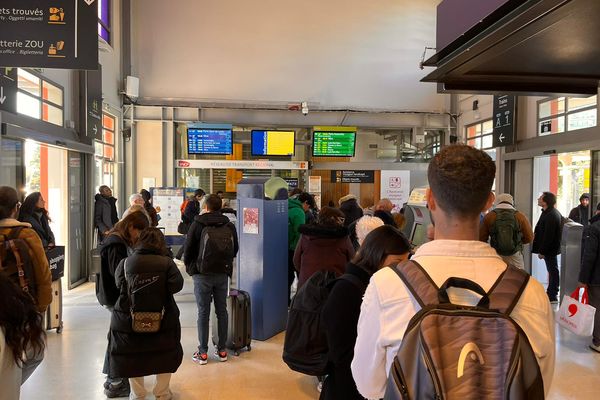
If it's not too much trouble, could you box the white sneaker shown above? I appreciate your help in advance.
[589,343,600,353]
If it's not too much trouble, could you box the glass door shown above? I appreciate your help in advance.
[68,152,86,288]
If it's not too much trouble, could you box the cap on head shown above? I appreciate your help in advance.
[581,193,590,201]
[496,193,514,207]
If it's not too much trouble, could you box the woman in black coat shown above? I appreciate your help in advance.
[320,225,411,400]
[18,192,55,248]
[110,227,184,399]
[99,211,149,398]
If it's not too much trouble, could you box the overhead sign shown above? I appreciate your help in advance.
[0,67,17,113]
[0,0,98,70]
[84,64,102,144]
[492,95,516,147]
[176,159,309,170]
[283,178,299,189]
[331,170,375,184]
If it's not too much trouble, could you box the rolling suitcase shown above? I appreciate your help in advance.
[212,288,252,356]
[45,279,63,333]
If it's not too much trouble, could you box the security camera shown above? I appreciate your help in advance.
[301,101,309,116]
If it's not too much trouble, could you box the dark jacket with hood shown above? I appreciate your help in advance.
[94,193,119,239]
[569,204,590,227]
[19,211,55,248]
[339,196,363,227]
[107,247,184,378]
[321,263,369,400]
[293,223,354,287]
[532,207,562,256]
[183,212,239,276]
[182,199,201,225]
[580,213,600,285]
[99,233,129,307]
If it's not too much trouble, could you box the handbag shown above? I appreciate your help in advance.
[125,259,165,333]
[557,287,596,336]
[177,221,189,235]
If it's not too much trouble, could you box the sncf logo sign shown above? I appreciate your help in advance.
[568,303,578,317]
[457,342,485,379]
[178,160,190,168]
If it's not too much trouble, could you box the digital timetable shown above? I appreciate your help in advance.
[251,130,295,156]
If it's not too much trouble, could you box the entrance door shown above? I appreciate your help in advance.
[68,152,86,288]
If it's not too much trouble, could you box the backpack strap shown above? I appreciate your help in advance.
[391,260,439,308]
[8,226,25,240]
[487,265,530,315]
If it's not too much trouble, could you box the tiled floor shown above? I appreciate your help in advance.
[20,266,600,400]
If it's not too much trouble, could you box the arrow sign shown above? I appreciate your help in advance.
[499,133,505,143]
[0,87,5,104]
[492,95,515,148]
[93,125,98,135]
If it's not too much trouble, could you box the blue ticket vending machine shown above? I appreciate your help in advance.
[237,178,288,341]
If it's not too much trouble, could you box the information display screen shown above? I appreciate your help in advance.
[312,131,356,157]
[251,130,295,156]
[187,128,233,155]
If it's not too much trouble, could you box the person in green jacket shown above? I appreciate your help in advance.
[288,196,309,305]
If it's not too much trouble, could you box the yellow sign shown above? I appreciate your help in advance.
[48,7,66,24]
[265,130,294,156]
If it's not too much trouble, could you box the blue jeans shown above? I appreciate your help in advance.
[193,273,228,353]
[544,254,559,300]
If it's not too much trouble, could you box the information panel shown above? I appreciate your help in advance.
[187,128,233,155]
[0,0,98,70]
[331,170,374,183]
[251,130,295,156]
[312,131,356,157]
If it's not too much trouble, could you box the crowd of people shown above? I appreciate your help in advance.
[5,144,600,399]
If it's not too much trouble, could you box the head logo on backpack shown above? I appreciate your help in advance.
[0,227,38,303]
[490,209,522,256]
[383,260,544,400]
[196,224,235,276]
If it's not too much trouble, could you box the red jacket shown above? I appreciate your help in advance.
[293,223,354,288]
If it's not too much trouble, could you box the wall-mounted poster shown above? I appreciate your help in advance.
[151,187,184,235]
[243,208,259,234]
[380,170,411,213]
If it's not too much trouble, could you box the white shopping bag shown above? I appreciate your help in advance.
[557,288,596,336]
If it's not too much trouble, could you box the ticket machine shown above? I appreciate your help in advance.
[402,187,432,248]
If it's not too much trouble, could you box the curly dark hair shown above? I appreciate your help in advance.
[20,192,51,222]
[0,271,46,366]
[428,144,496,218]
[318,206,346,226]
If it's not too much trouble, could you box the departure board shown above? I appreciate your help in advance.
[312,131,356,157]
[187,128,233,155]
[251,130,295,156]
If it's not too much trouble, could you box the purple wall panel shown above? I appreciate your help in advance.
[436,0,511,51]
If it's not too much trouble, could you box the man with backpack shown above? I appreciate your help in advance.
[480,193,533,269]
[184,194,238,365]
[351,145,555,399]
[0,186,52,313]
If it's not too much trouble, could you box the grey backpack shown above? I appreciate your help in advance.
[384,261,544,400]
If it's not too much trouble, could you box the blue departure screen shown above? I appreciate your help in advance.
[187,128,233,155]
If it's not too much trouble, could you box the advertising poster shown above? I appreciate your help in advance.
[380,170,411,213]
[308,176,321,193]
[243,208,259,234]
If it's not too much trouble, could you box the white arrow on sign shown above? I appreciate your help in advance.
[84,0,95,5]
[0,87,6,104]
[499,134,506,143]
[93,125,98,135]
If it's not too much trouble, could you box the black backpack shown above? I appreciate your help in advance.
[0,227,38,303]
[282,270,364,376]
[490,209,522,256]
[195,224,234,276]
[384,260,544,400]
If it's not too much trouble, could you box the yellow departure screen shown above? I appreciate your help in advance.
[251,130,295,156]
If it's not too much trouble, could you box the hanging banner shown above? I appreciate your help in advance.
[0,0,99,70]
[176,159,308,170]
[331,170,375,183]
[380,170,411,213]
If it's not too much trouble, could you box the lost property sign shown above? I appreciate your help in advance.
[0,0,98,70]
[492,94,516,147]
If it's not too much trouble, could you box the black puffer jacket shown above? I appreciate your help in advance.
[107,248,184,378]
[99,234,129,307]
[580,213,600,285]
[532,207,562,256]
[19,211,55,247]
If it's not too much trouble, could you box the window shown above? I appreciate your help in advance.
[466,120,494,150]
[538,96,597,135]
[98,0,110,43]
[16,69,64,126]
[95,113,116,161]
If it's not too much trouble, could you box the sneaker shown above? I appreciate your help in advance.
[589,343,600,353]
[192,351,208,365]
[215,349,228,362]
[104,380,130,398]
